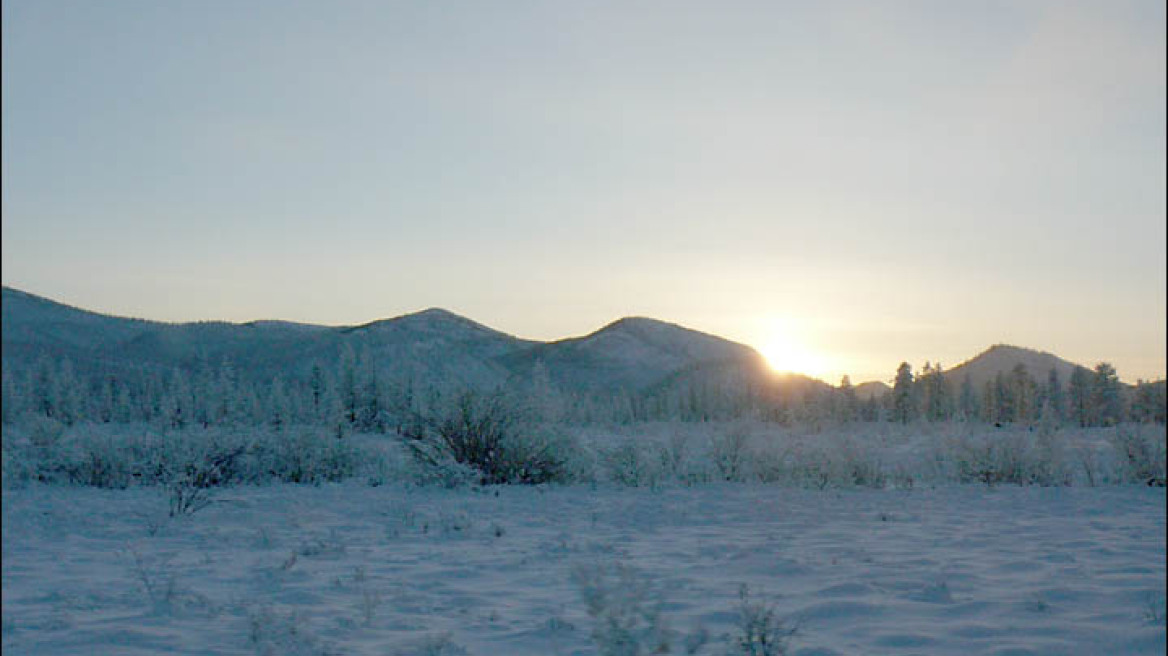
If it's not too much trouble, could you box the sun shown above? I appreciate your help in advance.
[760,336,828,379]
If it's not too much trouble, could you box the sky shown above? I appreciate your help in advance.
[2,0,1165,384]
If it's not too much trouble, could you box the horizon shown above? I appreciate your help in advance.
[4,283,1161,385]
[3,1,1165,384]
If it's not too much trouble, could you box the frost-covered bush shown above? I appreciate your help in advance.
[731,584,794,656]
[946,429,1070,486]
[573,562,675,656]
[250,430,357,484]
[52,429,158,488]
[601,441,663,487]
[709,428,752,482]
[405,389,574,485]
[1,423,394,490]
[1109,425,1167,485]
[788,437,888,489]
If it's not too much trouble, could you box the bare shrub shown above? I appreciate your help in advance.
[603,441,662,487]
[254,431,356,484]
[405,389,571,485]
[710,428,752,482]
[573,562,674,656]
[1109,425,1167,485]
[731,584,795,656]
[949,429,1070,486]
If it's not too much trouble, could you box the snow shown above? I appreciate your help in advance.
[3,482,1164,655]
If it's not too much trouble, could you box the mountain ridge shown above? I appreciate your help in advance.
[0,286,781,396]
[2,287,1142,392]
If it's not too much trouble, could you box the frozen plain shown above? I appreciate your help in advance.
[2,481,1165,656]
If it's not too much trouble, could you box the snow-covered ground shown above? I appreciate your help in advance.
[3,482,1164,655]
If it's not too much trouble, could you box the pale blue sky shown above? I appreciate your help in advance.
[3,0,1165,383]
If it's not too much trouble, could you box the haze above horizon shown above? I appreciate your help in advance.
[2,1,1165,384]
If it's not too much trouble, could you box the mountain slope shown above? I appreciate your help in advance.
[500,317,763,392]
[946,344,1086,388]
[854,381,891,400]
[1,287,782,398]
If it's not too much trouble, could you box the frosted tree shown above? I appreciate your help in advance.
[891,362,916,424]
[1068,366,1092,427]
[981,379,999,424]
[268,375,291,431]
[1090,362,1122,427]
[837,375,858,422]
[192,358,216,428]
[1131,380,1166,424]
[356,356,384,432]
[1009,364,1035,424]
[958,373,978,421]
[214,359,239,425]
[1045,368,1065,425]
[994,372,1015,423]
[163,367,193,429]
[337,345,359,426]
[29,356,56,419]
[309,363,326,416]
[921,362,952,422]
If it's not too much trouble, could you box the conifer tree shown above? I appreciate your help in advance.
[959,374,978,421]
[1046,368,1065,425]
[892,362,916,424]
[1090,362,1121,427]
[1068,366,1092,427]
[837,375,858,422]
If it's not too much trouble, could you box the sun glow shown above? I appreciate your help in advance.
[759,333,829,380]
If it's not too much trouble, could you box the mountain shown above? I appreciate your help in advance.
[0,287,781,399]
[945,344,1086,389]
[854,381,891,400]
[499,317,763,392]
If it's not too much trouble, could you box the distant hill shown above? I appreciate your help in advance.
[5,287,1123,415]
[945,344,1086,389]
[1,287,798,402]
[854,381,891,400]
[498,317,762,392]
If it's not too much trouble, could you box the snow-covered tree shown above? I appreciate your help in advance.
[1090,362,1122,427]
[891,362,916,424]
[1068,366,1092,427]
[1009,364,1036,424]
[958,373,978,421]
[1045,368,1065,425]
[836,375,858,422]
[1131,379,1166,424]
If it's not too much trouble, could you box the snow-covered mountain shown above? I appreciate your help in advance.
[499,317,764,392]
[946,344,1086,388]
[0,287,781,397]
[854,381,892,400]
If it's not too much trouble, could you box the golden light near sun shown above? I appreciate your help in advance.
[761,339,827,378]
[757,323,832,380]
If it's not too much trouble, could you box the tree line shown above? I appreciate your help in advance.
[2,351,1164,431]
[883,361,1166,427]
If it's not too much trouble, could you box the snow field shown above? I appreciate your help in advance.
[3,482,1164,655]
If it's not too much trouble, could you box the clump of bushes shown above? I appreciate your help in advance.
[946,429,1070,486]
[0,424,366,490]
[1110,425,1166,485]
[404,389,575,485]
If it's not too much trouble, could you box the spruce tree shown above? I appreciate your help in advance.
[892,362,916,424]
